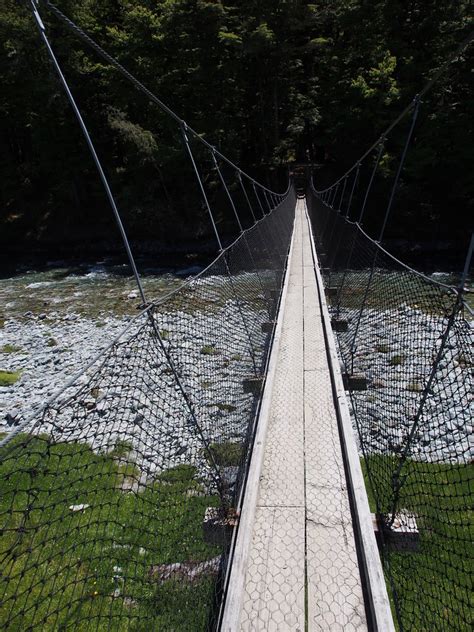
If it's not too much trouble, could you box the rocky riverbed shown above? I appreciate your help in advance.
[0,262,187,428]
[1,263,472,469]
[334,302,474,463]
[0,263,271,482]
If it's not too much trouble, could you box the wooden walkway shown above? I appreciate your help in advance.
[221,200,394,631]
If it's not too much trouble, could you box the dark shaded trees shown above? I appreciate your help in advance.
[0,0,471,257]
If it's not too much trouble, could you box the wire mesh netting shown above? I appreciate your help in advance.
[0,191,296,631]
[307,189,473,631]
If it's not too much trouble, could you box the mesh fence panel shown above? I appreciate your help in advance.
[0,191,296,631]
[307,190,473,631]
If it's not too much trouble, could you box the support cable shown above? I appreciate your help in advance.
[181,123,223,251]
[345,163,360,219]
[357,141,385,224]
[252,182,267,219]
[238,172,257,224]
[212,151,271,317]
[349,99,421,367]
[389,233,473,525]
[181,133,259,375]
[29,1,146,307]
[333,145,384,312]
[29,0,228,502]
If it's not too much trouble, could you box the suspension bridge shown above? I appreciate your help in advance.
[0,3,472,631]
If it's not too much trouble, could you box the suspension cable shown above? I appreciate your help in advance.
[29,0,147,307]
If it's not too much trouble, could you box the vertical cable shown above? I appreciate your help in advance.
[29,1,147,306]
[181,123,223,251]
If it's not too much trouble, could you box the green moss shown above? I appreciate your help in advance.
[215,403,237,413]
[117,462,141,480]
[0,435,220,630]
[389,354,406,366]
[0,370,21,386]
[109,439,133,458]
[46,337,57,347]
[376,343,391,353]
[207,441,243,466]
[230,354,242,361]
[200,344,218,356]
[407,382,422,392]
[361,456,473,631]
[1,344,22,354]
[157,464,196,484]
[200,380,212,389]
[159,329,170,340]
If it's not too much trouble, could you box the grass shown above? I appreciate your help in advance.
[215,403,237,413]
[200,344,219,356]
[46,337,57,347]
[1,344,22,354]
[207,441,243,467]
[0,435,221,630]
[361,456,473,631]
[375,343,391,354]
[0,370,21,386]
[389,354,406,366]
[108,439,133,459]
[159,329,170,340]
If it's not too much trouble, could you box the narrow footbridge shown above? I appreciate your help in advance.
[222,199,391,631]
[1,4,472,631]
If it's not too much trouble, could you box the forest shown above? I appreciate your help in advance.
[0,1,472,265]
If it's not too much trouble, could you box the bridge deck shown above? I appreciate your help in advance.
[223,200,372,630]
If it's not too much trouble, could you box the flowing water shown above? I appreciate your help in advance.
[0,260,201,321]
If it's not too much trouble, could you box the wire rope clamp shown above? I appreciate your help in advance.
[331,318,348,332]
[325,286,338,298]
[373,512,420,552]
[203,506,239,547]
[242,375,265,394]
[342,373,368,391]
[261,321,276,333]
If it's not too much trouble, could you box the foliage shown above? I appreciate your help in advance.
[207,441,243,466]
[1,344,22,354]
[0,0,471,255]
[0,369,21,385]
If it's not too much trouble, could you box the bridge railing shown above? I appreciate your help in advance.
[307,188,473,631]
[0,190,295,631]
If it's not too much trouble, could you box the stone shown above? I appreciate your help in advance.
[69,504,90,512]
